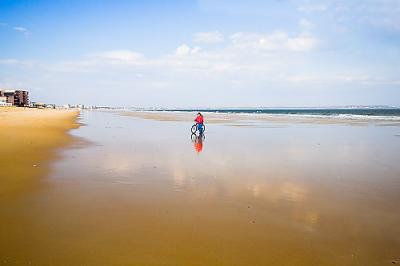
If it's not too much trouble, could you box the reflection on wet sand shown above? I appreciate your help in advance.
[191,133,205,153]
[1,111,400,265]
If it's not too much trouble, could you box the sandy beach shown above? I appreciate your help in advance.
[2,0,400,264]
[0,107,80,195]
[1,110,399,265]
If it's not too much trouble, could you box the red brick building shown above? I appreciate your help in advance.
[0,90,29,106]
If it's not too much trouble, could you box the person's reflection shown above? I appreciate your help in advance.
[192,134,204,153]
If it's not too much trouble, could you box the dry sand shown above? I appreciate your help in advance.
[0,107,80,195]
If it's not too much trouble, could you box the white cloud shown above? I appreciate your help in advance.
[299,19,314,31]
[193,31,224,44]
[300,0,400,32]
[175,44,190,56]
[175,44,201,56]
[12,26,30,36]
[0,23,30,35]
[4,27,395,107]
[298,4,328,12]
[0,59,20,65]
[0,59,35,67]
[13,26,27,32]
[286,74,400,87]
[351,1,400,31]
[94,50,144,62]
[287,35,318,51]
[44,29,319,77]
[230,31,318,52]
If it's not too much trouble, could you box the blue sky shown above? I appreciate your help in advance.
[0,0,399,107]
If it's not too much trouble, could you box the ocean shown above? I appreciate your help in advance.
[142,108,400,119]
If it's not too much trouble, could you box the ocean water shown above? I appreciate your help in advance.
[139,108,400,120]
[151,108,400,117]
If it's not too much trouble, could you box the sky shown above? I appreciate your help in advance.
[0,0,399,107]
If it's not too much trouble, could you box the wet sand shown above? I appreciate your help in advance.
[0,107,80,195]
[1,110,400,265]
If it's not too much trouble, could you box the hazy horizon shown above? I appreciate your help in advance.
[1,0,399,107]
[128,105,400,109]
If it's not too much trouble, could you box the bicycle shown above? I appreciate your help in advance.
[191,123,206,134]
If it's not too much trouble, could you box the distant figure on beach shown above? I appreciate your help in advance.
[194,112,204,135]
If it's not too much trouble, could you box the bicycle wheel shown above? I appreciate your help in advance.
[191,124,197,134]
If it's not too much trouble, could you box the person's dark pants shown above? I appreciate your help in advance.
[197,123,204,134]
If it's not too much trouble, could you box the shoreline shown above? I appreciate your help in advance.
[120,110,400,126]
[0,107,80,195]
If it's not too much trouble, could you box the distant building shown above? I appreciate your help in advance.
[45,104,56,109]
[0,96,12,106]
[31,102,46,109]
[0,89,29,106]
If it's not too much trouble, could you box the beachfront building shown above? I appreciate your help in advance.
[0,89,29,107]
[0,96,12,106]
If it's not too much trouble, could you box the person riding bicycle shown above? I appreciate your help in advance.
[194,112,204,134]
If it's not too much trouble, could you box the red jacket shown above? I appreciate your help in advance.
[195,115,204,124]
